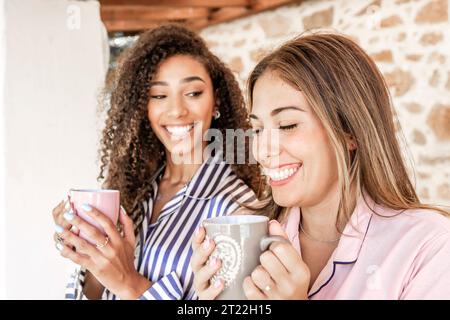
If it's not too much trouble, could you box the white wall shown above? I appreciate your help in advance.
[2,0,108,299]
[0,0,7,300]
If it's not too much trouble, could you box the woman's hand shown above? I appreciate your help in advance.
[190,226,224,299]
[52,197,76,250]
[55,204,151,300]
[243,220,310,300]
[52,197,104,299]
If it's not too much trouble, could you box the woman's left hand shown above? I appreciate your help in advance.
[56,204,151,299]
[243,220,310,300]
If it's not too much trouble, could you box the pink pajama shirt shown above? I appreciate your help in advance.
[282,195,450,299]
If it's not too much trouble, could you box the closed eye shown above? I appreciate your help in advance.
[279,124,298,131]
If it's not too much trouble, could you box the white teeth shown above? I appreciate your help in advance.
[165,124,194,136]
[263,166,300,181]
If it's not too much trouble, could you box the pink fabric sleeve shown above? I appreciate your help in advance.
[400,232,450,299]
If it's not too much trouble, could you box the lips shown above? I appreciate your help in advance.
[262,163,302,182]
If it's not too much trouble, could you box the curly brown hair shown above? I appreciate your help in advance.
[98,24,262,228]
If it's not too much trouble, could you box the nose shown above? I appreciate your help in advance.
[254,129,281,167]
[166,96,188,119]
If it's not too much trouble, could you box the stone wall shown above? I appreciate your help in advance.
[200,0,450,206]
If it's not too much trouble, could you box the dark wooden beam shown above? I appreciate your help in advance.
[101,6,210,21]
[103,20,166,32]
[189,0,302,31]
[252,0,299,11]
[210,7,249,22]
[100,0,250,7]
[100,0,301,33]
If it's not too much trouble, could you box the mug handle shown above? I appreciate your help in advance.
[260,235,290,251]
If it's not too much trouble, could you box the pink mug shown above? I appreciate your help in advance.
[69,189,120,244]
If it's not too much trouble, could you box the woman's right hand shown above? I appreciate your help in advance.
[190,226,224,300]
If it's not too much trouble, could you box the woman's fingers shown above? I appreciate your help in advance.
[53,232,74,250]
[243,276,266,300]
[57,242,91,269]
[58,228,100,258]
[52,197,75,251]
[270,243,310,289]
[61,210,113,254]
[191,226,206,251]
[191,229,222,299]
[198,277,224,300]
[119,205,135,247]
[81,204,121,244]
[250,265,277,298]
[270,242,303,273]
[52,197,73,230]
[190,235,215,273]
[259,250,289,285]
[268,220,305,274]
[193,256,222,292]
[51,198,66,220]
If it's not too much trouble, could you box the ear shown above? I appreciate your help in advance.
[345,133,357,151]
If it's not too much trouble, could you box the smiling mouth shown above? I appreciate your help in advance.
[262,163,302,182]
[163,123,196,140]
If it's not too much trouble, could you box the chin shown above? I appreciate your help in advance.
[272,191,303,208]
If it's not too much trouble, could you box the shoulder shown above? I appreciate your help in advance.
[403,208,450,254]
[399,207,450,236]
[369,205,450,247]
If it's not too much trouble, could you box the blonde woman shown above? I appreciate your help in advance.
[190,33,450,300]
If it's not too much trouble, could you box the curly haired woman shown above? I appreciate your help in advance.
[51,24,260,300]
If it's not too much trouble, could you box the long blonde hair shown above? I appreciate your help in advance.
[248,32,448,228]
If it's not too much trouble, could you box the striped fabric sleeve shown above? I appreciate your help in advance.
[139,270,184,300]
[65,265,86,300]
[65,266,106,300]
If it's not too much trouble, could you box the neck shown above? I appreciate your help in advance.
[300,183,356,242]
[163,148,204,184]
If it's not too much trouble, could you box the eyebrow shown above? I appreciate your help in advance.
[149,76,205,87]
[249,106,306,119]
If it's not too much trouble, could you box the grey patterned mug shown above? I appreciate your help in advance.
[202,215,288,300]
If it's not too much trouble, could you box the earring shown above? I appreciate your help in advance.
[214,110,221,120]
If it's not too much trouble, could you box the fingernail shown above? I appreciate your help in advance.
[202,238,210,250]
[55,224,64,234]
[63,211,74,221]
[214,278,223,288]
[56,243,64,251]
[64,199,71,211]
[82,203,92,212]
[120,205,127,215]
[209,257,217,267]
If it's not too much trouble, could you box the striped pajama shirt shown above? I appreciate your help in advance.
[65,154,257,300]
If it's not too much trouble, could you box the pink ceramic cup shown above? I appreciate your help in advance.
[69,189,120,244]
